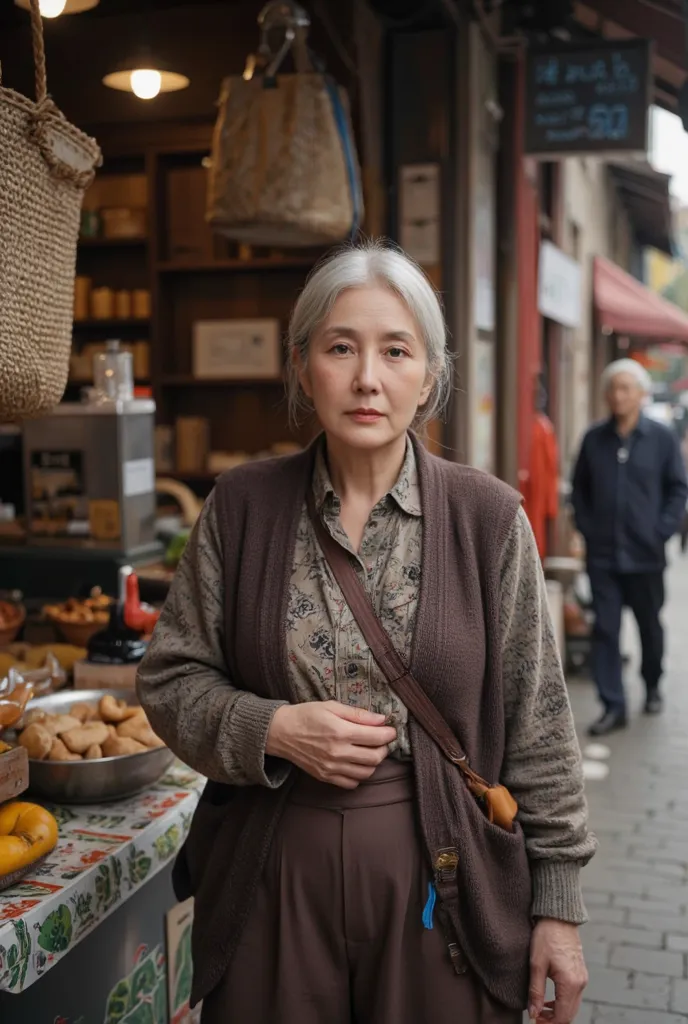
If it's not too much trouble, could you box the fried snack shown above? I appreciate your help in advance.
[116,716,164,748]
[103,735,147,757]
[23,709,47,728]
[98,695,141,724]
[0,601,22,629]
[70,702,98,723]
[42,714,82,737]
[18,723,53,761]
[44,594,110,626]
[14,695,165,762]
[61,721,110,755]
[0,680,35,730]
[49,738,82,762]
[0,653,17,678]
[7,643,87,674]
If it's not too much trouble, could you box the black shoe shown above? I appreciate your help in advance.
[644,691,664,715]
[588,709,627,736]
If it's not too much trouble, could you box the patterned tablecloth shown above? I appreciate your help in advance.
[0,763,203,994]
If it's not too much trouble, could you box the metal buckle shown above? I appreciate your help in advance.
[434,848,459,883]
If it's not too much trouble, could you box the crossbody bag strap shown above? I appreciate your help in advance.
[306,490,483,779]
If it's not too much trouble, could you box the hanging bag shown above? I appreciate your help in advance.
[0,0,101,420]
[206,8,363,248]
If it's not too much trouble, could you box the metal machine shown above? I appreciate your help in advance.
[22,400,157,557]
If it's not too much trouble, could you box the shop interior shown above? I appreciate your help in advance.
[0,1,377,1019]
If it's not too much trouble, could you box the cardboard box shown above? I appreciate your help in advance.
[176,417,210,474]
[73,659,139,691]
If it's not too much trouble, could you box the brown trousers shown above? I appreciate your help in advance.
[201,761,522,1023]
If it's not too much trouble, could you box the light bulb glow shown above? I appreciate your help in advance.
[130,69,162,100]
[39,0,67,15]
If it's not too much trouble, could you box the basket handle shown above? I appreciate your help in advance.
[0,0,48,101]
[29,0,48,105]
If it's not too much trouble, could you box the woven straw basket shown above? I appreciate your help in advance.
[0,0,101,420]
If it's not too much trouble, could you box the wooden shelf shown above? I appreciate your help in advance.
[156,257,315,273]
[71,125,311,461]
[73,319,150,330]
[161,375,284,387]
[67,378,150,386]
[79,236,148,247]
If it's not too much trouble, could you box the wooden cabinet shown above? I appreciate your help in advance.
[70,123,324,494]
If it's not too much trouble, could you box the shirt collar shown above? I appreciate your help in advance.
[606,413,650,438]
[311,434,422,517]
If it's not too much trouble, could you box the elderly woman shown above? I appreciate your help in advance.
[137,241,595,1024]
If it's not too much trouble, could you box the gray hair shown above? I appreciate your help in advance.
[601,358,652,395]
[286,239,452,427]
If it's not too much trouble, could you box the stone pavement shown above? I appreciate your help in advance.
[565,542,688,1022]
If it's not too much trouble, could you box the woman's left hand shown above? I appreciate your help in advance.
[528,919,588,1023]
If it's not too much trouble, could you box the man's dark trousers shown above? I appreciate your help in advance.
[588,567,664,713]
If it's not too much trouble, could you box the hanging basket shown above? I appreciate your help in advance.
[0,0,101,420]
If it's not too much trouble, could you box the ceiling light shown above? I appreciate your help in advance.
[130,69,163,101]
[14,0,99,16]
[103,53,189,100]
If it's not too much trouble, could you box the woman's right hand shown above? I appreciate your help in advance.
[265,701,397,789]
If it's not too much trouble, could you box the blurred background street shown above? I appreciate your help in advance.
[565,541,688,1022]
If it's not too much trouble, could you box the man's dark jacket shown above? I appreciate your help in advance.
[571,415,688,572]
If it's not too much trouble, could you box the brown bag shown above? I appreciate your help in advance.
[306,492,518,832]
[206,71,363,248]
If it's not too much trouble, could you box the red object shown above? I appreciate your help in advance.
[515,56,542,487]
[594,256,688,341]
[522,413,559,559]
[124,572,160,634]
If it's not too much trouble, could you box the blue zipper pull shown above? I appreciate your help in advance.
[422,881,436,930]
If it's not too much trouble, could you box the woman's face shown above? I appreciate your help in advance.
[297,285,432,452]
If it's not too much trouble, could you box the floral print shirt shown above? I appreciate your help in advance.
[287,437,422,757]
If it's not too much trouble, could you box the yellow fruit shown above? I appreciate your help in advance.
[0,801,58,877]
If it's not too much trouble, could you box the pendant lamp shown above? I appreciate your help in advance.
[14,0,99,17]
[103,49,189,101]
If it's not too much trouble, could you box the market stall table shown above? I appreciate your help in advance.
[0,762,202,1023]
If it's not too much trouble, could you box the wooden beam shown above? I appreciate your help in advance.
[577,0,686,68]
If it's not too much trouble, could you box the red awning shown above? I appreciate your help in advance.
[593,257,688,343]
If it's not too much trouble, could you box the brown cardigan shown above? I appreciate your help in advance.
[163,435,541,1010]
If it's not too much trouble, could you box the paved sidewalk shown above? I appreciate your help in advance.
[565,543,688,1022]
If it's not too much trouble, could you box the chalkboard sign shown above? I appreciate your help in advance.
[525,39,652,157]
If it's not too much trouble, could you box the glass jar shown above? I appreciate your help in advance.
[93,339,134,401]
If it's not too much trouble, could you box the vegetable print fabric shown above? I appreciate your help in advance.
[0,763,202,994]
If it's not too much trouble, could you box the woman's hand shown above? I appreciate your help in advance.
[266,701,397,789]
[529,919,588,1023]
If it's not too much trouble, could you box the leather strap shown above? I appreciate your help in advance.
[306,490,486,781]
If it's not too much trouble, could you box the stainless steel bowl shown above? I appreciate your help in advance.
[20,688,174,804]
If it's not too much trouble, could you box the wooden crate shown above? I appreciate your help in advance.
[0,746,29,804]
[73,659,139,691]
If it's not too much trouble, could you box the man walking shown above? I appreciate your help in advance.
[572,359,687,736]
